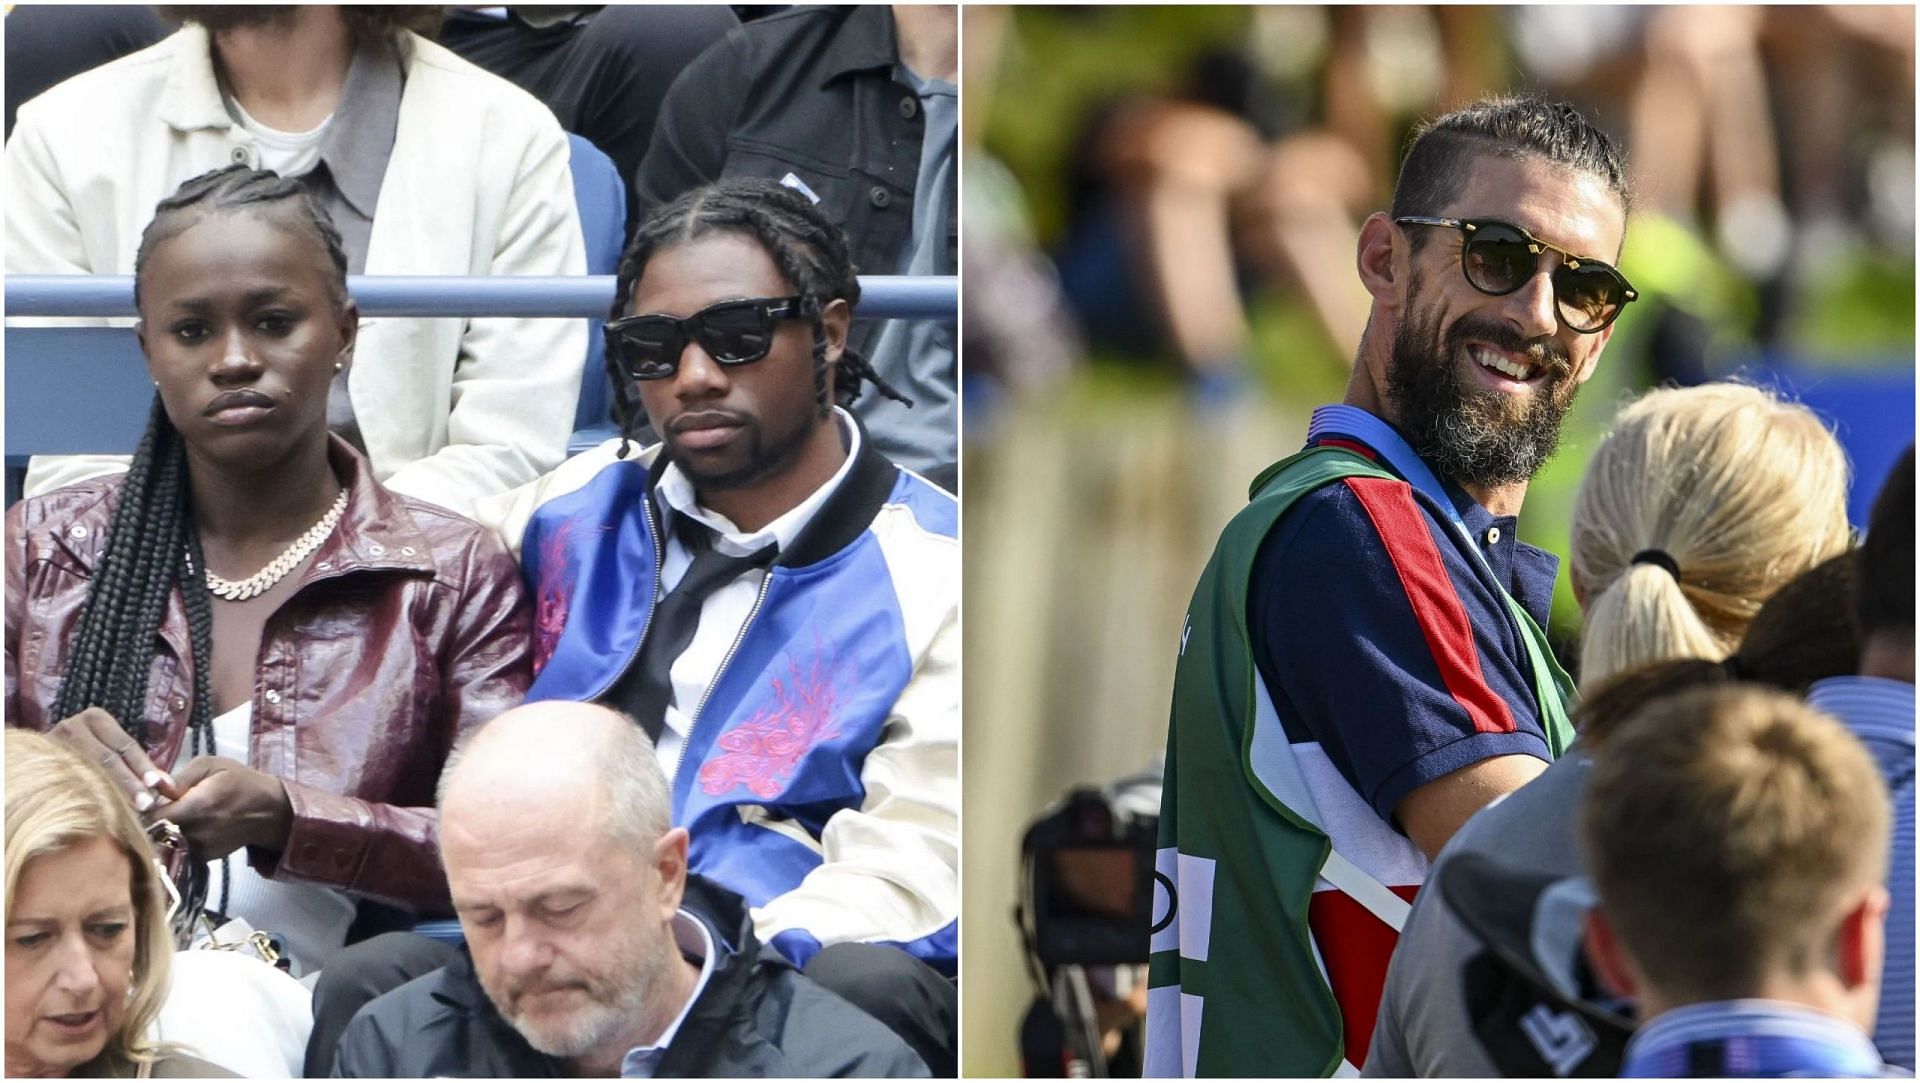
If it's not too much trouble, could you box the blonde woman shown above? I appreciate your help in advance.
[4,729,231,1078]
[1570,382,1852,689]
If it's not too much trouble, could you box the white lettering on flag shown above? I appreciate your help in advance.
[1144,986,1183,1078]
[1180,992,1205,1077]
[1151,847,1180,955]
[1176,852,1216,962]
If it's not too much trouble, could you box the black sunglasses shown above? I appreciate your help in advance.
[604,296,810,381]
[1394,217,1638,333]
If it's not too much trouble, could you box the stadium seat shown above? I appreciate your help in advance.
[566,132,628,453]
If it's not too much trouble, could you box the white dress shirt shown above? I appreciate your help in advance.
[647,409,862,777]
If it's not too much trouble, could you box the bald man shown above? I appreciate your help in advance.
[331,701,926,1078]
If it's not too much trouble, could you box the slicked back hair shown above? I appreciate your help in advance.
[607,178,910,454]
[60,166,349,787]
[1391,95,1632,253]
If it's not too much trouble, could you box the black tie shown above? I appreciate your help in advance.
[610,511,776,742]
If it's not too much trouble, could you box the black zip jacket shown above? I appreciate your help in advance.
[331,877,929,1078]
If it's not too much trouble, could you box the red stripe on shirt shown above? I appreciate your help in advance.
[1316,438,1377,460]
[1308,884,1422,1069]
[1345,477,1516,735]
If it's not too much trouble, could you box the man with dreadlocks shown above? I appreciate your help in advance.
[456,176,956,1074]
[4,165,533,977]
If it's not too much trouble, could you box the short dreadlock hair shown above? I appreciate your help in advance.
[62,165,348,785]
[606,178,910,453]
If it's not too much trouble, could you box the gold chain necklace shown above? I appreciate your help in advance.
[203,489,349,602]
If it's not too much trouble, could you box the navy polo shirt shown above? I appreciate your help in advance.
[1248,427,1559,831]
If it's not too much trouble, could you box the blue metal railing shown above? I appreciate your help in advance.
[4,274,958,320]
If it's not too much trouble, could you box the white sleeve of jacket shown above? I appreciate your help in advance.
[749,508,960,959]
[377,113,587,514]
[5,102,93,278]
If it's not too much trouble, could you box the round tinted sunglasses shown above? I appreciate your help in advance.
[1395,216,1638,333]
[604,296,811,381]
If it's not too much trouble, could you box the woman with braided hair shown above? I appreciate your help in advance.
[4,165,533,976]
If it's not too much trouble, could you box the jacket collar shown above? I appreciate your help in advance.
[156,25,237,132]
[427,876,773,1072]
[642,412,902,570]
[155,24,400,221]
[817,5,899,87]
[311,435,440,578]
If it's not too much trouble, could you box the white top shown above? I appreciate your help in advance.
[172,703,357,974]
[223,94,331,177]
[647,409,862,777]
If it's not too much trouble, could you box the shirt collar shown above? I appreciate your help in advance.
[818,5,899,86]
[1807,677,1917,749]
[157,24,401,219]
[312,35,404,220]
[617,910,717,1074]
[1624,999,1884,1077]
[1306,404,1522,546]
[655,408,862,557]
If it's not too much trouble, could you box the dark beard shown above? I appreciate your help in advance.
[661,413,820,495]
[1386,290,1581,488]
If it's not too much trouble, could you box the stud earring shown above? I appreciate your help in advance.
[334,362,344,373]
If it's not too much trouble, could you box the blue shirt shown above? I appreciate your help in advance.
[1808,676,1916,1071]
[1249,406,1559,827]
[1622,1000,1891,1078]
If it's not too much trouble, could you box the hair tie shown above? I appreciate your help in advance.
[1630,549,1681,580]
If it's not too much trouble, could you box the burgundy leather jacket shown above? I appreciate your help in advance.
[5,439,531,913]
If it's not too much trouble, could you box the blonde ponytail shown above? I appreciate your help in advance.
[1571,383,1851,689]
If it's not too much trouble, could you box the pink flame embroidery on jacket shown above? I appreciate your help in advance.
[532,520,582,674]
[698,647,843,799]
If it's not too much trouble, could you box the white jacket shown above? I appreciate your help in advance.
[5,26,587,516]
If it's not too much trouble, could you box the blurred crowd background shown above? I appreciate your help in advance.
[960,5,1916,1076]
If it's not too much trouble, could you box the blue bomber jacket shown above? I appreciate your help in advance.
[475,424,958,974]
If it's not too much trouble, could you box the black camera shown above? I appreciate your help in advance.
[1018,778,1158,968]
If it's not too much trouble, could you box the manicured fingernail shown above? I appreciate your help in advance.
[143,771,170,789]
[134,792,155,813]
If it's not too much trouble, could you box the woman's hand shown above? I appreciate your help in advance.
[47,707,181,813]
[153,757,295,860]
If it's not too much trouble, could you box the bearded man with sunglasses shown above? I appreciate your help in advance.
[1150,96,1635,1078]
[304,180,958,1078]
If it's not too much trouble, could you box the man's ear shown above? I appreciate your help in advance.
[819,297,852,365]
[1834,883,1889,992]
[652,826,691,919]
[1355,212,1405,309]
[1583,907,1639,1000]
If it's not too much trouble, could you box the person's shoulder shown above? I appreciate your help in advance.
[397,30,567,131]
[146,1050,240,1078]
[880,463,958,541]
[335,964,471,1074]
[729,4,855,50]
[755,962,932,1078]
[9,477,124,545]
[13,27,184,124]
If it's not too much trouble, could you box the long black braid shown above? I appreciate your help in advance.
[606,178,911,454]
[54,165,348,916]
